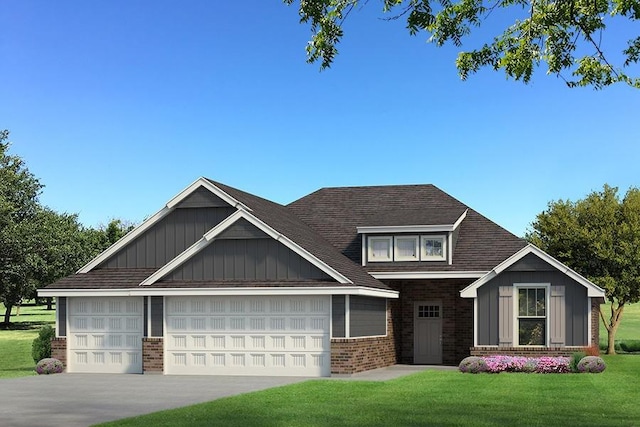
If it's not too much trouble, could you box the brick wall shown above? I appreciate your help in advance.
[330,303,397,374]
[142,338,163,373]
[592,297,604,346]
[51,337,67,369]
[470,347,591,357]
[386,279,474,365]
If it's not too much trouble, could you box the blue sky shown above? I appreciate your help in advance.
[1,1,638,237]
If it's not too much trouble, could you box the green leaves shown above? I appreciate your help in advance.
[285,0,640,88]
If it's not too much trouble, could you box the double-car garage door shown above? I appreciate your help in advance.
[67,295,330,376]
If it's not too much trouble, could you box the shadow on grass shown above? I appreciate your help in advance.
[0,321,53,331]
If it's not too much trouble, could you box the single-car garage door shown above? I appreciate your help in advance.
[165,296,331,376]
[67,297,143,374]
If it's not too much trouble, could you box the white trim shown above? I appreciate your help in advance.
[447,233,453,265]
[77,177,249,274]
[370,271,487,280]
[460,244,606,298]
[138,210,353,287]
[588,297,592,346]
[38,286,399,299]
[146,296,151,338]
[344,295,350,338]
[473,298,478,347]
[361,234,366,266]
[77,207,172,273]
[513,283,550,347]
[452,209,468,230]
[358,224,456,233]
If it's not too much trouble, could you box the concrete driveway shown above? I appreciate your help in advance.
[0,374,309,427]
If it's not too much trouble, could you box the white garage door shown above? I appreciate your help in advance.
[67,297,143,374]
[165,295,331,376]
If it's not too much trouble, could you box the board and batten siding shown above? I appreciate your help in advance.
[150,296,164,337]
[57,297,67,337]
[476,270,588,346]
[166,238,333,281]
[332,295,346,338]
[99,206,236,269]
[331,295,387,338]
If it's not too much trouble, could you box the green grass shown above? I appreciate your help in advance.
[600,302,640,350]
[97,355,639,427]
[0,303,55,378]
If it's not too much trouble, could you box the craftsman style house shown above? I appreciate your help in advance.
[40,178,605,376]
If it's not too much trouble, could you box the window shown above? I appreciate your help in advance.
[517,288,546,346]
[394,236,419,261]
[420,236,446,260]
[417,304,440,318]
[368,237,392,261]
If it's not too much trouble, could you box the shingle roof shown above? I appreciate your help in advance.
[287,184,527,272]
[45,269,158,289]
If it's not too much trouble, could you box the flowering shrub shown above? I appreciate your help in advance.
[577,356,606,373]
[459,356,487,373]
[36,358,64,375]
[460,356,571,374]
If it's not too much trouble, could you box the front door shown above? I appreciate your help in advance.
[414,301,443,364]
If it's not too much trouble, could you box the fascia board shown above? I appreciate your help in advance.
[357,225,455,234]
[77,206,172,273]
[452,209,468,230]
[370,271,487,280]
[39,287,399,298]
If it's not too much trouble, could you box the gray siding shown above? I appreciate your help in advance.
[506,253,556,272]
[57,297,67,337]
[100,206,236,268]
[332,295,346,338]
[150,296,163,337]
[174,187,231,208]
[217,218,270,240]
[476,269,589,346]
[167,239,333,281]
[350,296,387,337]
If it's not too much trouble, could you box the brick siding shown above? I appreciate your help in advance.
[142,338,164,373]
[470,347,591,357]
[330,302,397,374]
[51,337,67,369]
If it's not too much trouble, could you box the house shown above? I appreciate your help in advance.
[39,178,605,376]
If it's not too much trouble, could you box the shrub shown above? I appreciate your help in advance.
[536,356,571,373]
[570,352,586,372]
[32,325,55,363]
[459,356,487,373]
[577,356,606,373]
[35,358,64,375]
[619,340,640,353]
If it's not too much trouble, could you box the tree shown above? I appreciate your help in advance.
[0,130,43,324]
[526,185,640,354]
[284,0,640,89]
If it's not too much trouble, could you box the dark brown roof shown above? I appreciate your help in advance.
[152,280,343,288]
[46,269,158,289]
[288,184,527,272]
[206,179,392,291]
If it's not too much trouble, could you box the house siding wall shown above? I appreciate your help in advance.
[386,279,474,365]
[150,296,164,337]
[476,270,589,346]
[57,297,67,337]
[332,295,346,338]
[100,206,236,269]
[166,239,333,281]
[174,187,230,208]
[349,296,387,337]
[330,301,397,374]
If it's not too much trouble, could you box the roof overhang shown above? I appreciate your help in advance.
[38,286,399,299]
[356,209,467,234]
[370,271,487,280]
[460,244,606,298]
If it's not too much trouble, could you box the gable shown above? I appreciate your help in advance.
[99,206,236,269]
[216,218,270,240]
[506,253,556,272]
[164,237,334,282]
[174,186,231,208]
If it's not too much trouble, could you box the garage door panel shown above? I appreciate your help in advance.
[165,296,330,376]
[68,297,143,374]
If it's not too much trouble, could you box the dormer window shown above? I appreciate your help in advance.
[368,237,393,261]
[395,236,419,261]
[366,235,447,262]
[421,236,446,260]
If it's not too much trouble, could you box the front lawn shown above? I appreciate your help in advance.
[0,303,56,378]
[98,355,639,427]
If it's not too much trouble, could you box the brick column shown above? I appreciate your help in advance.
[51,338,67,369]
[143,338,164,373]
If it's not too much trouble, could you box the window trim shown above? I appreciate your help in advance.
[513,283,550,347]
[394,235,419,262]
[367,236,393,262]
[420,235,447,261]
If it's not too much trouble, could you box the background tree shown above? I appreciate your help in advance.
[285,0,640,89]
[527,185,640,354]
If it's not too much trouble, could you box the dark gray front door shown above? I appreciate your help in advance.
[414,301,443,364]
